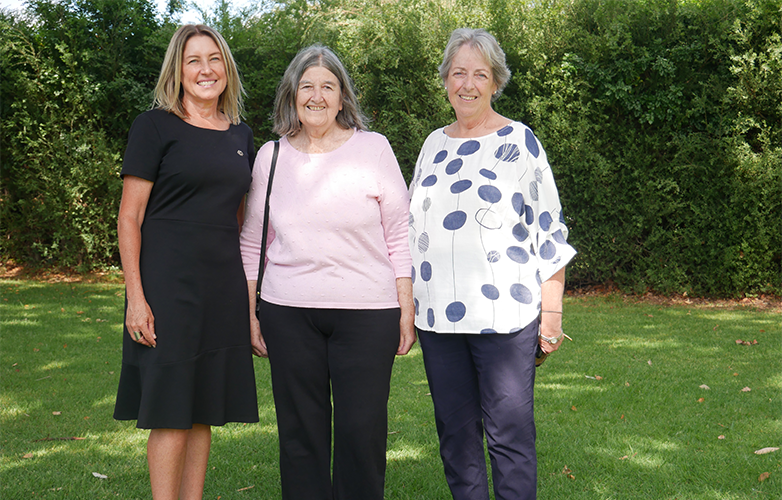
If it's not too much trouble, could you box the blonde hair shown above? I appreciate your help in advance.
[153,24,245,125]
[439,28,511,102]
[273,44,368,137]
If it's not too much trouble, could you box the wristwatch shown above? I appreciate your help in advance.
[539,329,564,344]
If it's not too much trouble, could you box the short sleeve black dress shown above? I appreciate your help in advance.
[114,109,259,429]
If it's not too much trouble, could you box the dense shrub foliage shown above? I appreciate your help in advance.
[1,0,779,295]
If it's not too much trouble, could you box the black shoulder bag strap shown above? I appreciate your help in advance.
[255,140,279,321]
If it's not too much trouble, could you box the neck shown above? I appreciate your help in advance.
[293,123,354,154]
[182,98,227,129]
[449,109,506,138]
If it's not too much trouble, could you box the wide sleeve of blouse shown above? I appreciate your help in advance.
[376,137,413,279]
[240,140,277,281]
[121,111,165,181]
[523,130,577,283]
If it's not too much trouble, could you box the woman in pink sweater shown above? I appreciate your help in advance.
[239,45,415,500]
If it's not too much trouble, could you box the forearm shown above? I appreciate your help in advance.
[118,214,145,303]
[395,277,416,355]
[396,277,414,317]
[539,267,566,351]
[247,280,258,319]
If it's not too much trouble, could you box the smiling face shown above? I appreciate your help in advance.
[180,35,227,110]
[296,65,343,133]
[445,44,498,123]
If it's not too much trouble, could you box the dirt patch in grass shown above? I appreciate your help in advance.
[0,261,123,284]
[568,283,781,313]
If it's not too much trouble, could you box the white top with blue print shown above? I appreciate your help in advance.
[408,122,577,334]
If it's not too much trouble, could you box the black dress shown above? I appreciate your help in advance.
[114,109,259,429]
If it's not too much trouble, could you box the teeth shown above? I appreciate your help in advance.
[198,80,216,86]
[308,105,325,110]
[460,95,477,101]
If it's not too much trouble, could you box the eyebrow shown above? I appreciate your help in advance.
[184,51,222,59]
[298,79,338,86]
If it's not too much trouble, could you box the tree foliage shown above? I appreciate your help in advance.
[1,0,779,295]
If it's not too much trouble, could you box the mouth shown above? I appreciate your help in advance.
[198,80,217,87]
[307,105,326,111]
[459,95,478,101]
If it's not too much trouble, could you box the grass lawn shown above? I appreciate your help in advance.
[1,279,780,499]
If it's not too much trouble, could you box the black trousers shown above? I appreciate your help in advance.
[259,300,400,500]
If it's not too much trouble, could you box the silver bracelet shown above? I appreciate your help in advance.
[539,329,564,344]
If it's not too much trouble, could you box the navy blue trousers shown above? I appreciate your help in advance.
[419,319,539,500]
[259,300,400,500]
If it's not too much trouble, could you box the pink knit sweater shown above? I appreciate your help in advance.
[240,130,412,309]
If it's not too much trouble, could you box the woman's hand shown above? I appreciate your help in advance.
[247,280,268,358]
[395,277,416,355]
[538,317,562,354]
[126,298,156,347]
[250,314,268,358]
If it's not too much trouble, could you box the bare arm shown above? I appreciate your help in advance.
[396,277,416,355]
[246,280,268,357]
[118,175,156,347]
[539,267,566,354]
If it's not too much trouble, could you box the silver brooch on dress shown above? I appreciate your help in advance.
[237,150,244,156]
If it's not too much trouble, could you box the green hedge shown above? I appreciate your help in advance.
[1,0,780,295]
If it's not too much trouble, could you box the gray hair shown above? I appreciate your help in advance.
[273,45,369,137]
[438,28,511,102]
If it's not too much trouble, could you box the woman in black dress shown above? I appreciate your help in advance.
[114,24,259,499]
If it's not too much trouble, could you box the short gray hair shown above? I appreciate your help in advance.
[273,45,369,137]
[438,28,511,102]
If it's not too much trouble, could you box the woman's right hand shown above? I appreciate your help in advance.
[250,315,268,358]
[125,298,156,347]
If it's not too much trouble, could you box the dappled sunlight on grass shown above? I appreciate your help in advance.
[387,444,426,462]
[765,372,782,390]
[595,337,681,349]
[39,360,70,371]
[536,382,608,394]
[0,318,42,327]
[90,395,118,409]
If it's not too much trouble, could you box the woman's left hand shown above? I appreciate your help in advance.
[397,314,416,355]
[538,319,563,354]
[396,277,416,355]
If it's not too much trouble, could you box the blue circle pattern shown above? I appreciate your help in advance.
[420,261,432,281]
[413,124,568,332]
[434,150,448,163]
[446,159,463,174]
[451,179,472,194]
[480,169,497,180]
[443,211,467,230]
[457,140,481,156]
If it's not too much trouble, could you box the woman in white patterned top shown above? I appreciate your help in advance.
[408,28,576,500]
